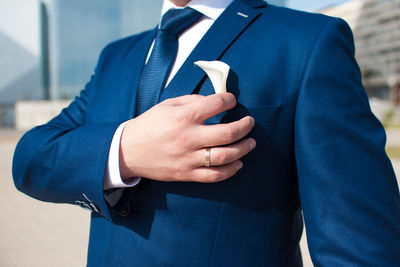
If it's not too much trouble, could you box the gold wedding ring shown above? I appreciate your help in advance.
[205,148,211,167]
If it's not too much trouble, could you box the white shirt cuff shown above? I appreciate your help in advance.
[103,121,141,190]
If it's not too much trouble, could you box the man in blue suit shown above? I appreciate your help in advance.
[13,0,400,266]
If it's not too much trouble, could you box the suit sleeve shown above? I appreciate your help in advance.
[12,48,120,220]
[294,18,400,266]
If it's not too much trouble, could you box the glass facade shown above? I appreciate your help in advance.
[268,0,286,6]
[43,0,162,99]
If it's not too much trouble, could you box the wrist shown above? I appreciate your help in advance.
[119,149,135,181]
[119,120,141,181]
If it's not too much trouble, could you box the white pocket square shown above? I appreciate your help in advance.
[194,60,230,94]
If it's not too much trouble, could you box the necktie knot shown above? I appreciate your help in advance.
[160,7,203,37]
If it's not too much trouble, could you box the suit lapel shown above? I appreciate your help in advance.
[159,0,265,101]
[119,27,158,120]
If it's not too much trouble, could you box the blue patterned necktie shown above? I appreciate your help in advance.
[136,7,203,116]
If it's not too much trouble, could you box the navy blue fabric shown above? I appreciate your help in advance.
[136,8,202,116]
[12,1,400,266]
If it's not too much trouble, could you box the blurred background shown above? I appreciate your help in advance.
[0,0,399,266]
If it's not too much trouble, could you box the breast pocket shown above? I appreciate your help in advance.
[222,104,281,126]
[246,105,281,125]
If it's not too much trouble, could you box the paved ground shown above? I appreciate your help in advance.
[387,128,400,147]
[0,129,399,267]
[0,132,90,267]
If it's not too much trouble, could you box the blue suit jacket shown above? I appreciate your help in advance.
[13,0,400,266]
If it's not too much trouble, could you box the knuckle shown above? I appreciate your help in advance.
[179,107,197,123]
[176,133,190,149]
[207,172,222,183]
[173,109,187,122]
[223,128,236,142]
[184,150,194,162]
[216,151,229,164]
[171,160,182,173]
[173,162,190,180]
[226,93,237,106]
[183,152,197,169]
[175,170,188,182]
[213,95,226,110]
[161,98,173,105]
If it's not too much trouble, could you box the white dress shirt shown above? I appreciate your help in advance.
[104,0,233,191]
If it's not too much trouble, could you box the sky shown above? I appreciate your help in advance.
[286,0,351,11]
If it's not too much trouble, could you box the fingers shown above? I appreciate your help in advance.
[189,93,237,122]
[189,160,244,183]
[190,138,256,167]
[162,93,237,123]
[196,116,255,147]
[162,94,204,106]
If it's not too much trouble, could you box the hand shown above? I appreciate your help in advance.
[119,93,256,183]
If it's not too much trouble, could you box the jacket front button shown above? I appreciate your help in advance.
[119,203,131,216]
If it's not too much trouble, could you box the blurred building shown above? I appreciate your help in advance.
[42,0,162,100]
[320,0,400,100]
[269,0,286,5]
[0,0,162,126]
[0,0,41,126]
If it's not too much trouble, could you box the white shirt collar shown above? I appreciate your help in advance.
[161,0,233,21]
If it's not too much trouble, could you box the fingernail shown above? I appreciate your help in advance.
[237,161,243,170]
[249,139,256,150]
[251,117,255,127]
